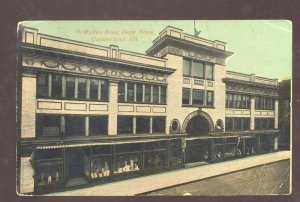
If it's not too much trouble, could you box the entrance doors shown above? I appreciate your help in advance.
[186,115,211,136]
[65,148,88,180]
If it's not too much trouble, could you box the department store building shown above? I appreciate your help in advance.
[17,26,279,194]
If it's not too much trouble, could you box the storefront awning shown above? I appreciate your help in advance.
[35,138,180,150]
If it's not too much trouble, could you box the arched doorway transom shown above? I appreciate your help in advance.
[182,110,214,136]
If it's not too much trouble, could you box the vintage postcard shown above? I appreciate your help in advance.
[16,20,291,196]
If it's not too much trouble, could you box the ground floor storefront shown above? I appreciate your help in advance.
[19,131,279,194]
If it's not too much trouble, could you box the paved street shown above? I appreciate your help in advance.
[143,160,290,195]
[47,151,290,196]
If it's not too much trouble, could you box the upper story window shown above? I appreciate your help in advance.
[255,96,274,110]
[66,76,75,99]
[192,89,204,105]
[225,117,250,132]
[183,59,192,77]
[207,91,214,106]
[226,93,250,109]
[183,58,214,80]
[77,78,87,99]
[183,88,214,107]
[36,114,61,138]
[118,81,167,105]
[182,88,190,105]
[52,75,62,99]
[255,118,274,130]
[37,73,49,98]
[205,64,214,80]
[37,73,109,102]
[192,61,204,78]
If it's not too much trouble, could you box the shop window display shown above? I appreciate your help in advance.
[35,149,63,186]
[244,137,257,155]
[168,139,183,166]
[211,138,224,162]
[144,141,167,169]
[88,146,112,179]
[260,135,273,153]
[224,137,240,159]
[113,144,141,174]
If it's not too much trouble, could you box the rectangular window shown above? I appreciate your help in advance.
[255,118,261,130]
[90,79,99,100]
[117,116,133,134]
[52,75,62,99]
[136,83,143,102]
[127,82,134,102]
[77,78,87,99]
[160,86,167,104]
[136,116,150,134]
[118,81,125,102]
[145,84,151,103]
[183,59,191,76]
[36,114,61,137]
[193,61,204,78]
[66,76,75,99]
[266,118,274,129]
[100,80,109,101]
[226,93,233,108]
[182,88,190,105]
[89,116,108,135]
[207,91,214,106]
[192,89,204,105]
[243,118,250,130]
[237,95,242,108]
[205,63,214,79]
[233,118,242,131]
[152,117,166,133]
[225,118,233,131]
[153,85,159,103]
[37,73,49,98]
[65,115,85,136]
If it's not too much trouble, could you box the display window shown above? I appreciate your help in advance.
[168,139,183,166]
[144,141,167,169]
[244,137,257,155]
[89,146,112,179]
[35,149,63,186]
[224,137,240,159]
[113,143,142,174]
[211,138,224,161]
[260,135,273,153]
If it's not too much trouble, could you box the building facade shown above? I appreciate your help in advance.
[17,26,280,194]
[278,79,291,150]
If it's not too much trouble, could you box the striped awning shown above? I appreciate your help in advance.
[35,137,180,150]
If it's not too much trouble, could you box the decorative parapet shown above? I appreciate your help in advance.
[226,71,278,87]
[146,26,233,65]
[20,26,169,70]
[151,26,227,51]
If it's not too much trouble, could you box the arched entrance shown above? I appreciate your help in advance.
[182,110,214,136]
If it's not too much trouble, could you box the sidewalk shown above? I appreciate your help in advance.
[47,151,291,196]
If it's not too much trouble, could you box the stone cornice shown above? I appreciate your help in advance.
[223,78,279,89]
[226,83,279,97]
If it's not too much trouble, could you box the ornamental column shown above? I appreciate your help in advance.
[250,96,255,130]
[108,80,118,136]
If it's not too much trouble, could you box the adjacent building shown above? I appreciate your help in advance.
[17,26,280,194]
[278,79,291,150]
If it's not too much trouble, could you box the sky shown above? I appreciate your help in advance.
[21,20,292,80]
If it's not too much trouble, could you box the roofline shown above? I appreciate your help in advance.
[21,43,176,74]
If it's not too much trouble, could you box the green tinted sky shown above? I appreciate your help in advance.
[21,20,292,80]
